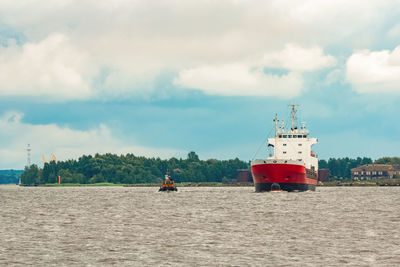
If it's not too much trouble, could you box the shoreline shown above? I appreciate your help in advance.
[319,179,400,187]
[8,180,400,187]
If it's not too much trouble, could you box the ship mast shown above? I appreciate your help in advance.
[273,113,278,159]
[289,104,299,130]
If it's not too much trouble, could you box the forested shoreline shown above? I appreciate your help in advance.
[0,170,24,184]
[319,157,400,180]
[16,153,400,186]
[20,152,249,185]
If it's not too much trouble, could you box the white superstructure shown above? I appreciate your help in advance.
[268,105,318,171]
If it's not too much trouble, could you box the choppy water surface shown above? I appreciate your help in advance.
[1,186,399,266]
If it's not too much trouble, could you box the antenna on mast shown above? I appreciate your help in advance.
[288,104,299,130]
[26,144,31,167]
[273,113,278,137]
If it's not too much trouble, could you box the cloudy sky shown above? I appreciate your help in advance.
[1,0,400,169]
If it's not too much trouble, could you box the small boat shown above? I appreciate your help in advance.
[159,172,178,192]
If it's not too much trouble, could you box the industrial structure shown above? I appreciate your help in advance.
[318,169,330,182]
[236,169,253,183]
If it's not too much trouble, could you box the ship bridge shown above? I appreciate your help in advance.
[268,105,318,171]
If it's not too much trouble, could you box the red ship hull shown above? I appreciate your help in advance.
[251,162,317,192]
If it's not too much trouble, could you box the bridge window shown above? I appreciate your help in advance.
[293,135,297,138]
[283,151,287,154]
[283,135,287,138]
[303,135,307,138]
[298,135,302,138]
[298,144,302,146]
[279,135,282,138]
[298,151,302,154]
[283,144,287,146]
[288,135,292,138]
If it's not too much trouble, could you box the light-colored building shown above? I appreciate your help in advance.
[351,164,400,180]
[269,120,318,173]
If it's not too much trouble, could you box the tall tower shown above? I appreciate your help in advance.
[26,144,31,167]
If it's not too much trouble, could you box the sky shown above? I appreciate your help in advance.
[1,0,400,169]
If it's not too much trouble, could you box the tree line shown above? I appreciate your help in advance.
[20,153,400,185]
[318,157,373,180]
[20,152,249,185]
[0,170,24,184]
[319,157,399,180]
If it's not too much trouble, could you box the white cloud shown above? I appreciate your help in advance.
[275,0,399,46]
[0,34,95,100]
[346,46,400,93]
[174,63,303,98]
[0,112,183,169]
[262,44,336,72]
[174,44,336,97]
[325,68,344,85]
[0,0,398,99]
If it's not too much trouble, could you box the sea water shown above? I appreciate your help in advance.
[1,185,399,266]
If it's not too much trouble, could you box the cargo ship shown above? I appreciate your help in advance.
[251,105,318,192]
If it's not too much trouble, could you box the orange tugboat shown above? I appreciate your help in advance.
[159,172,178,192]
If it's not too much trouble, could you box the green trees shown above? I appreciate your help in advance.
[166,153,248,183]
[41,161,59,184]
[187,151,200,162]
[374,157,400,165]
[20,164,40,185]
[19,151,250,185]
[319,157,373,180]
[319,157,400,180]
[318,159,328,169]
[22,152,398,184]
[0,170,23,184]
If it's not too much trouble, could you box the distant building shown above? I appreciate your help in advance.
[351,164,400,180]
[318,169,330,182]
[237,169,253,183]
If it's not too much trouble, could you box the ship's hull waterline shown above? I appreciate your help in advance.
[254,182,316,192]
[251,161,317,192]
